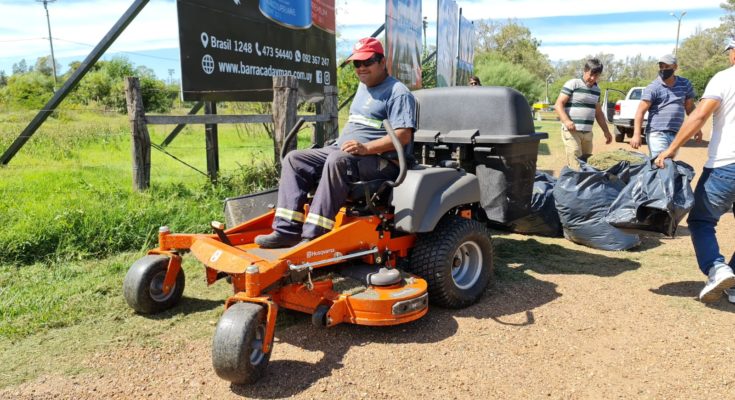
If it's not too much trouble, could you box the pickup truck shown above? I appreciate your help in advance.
[604,87,648,144]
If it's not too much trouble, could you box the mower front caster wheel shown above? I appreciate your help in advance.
[123,255,185,314]
[312,304,330,328]
[212,302,272,385]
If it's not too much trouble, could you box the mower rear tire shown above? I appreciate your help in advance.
[409,216,494,309]
[123,255,185,314]
[212,302,271,385]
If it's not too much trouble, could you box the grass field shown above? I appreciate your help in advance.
[0,107,581,387]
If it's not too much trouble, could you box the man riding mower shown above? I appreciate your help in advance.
[122,85,546,385]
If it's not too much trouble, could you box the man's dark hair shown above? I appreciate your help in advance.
[584,58,603,74]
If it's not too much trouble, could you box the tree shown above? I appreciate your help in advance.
[474,19,553,80]
[12,59,29,75]
[722,0,735,35]
[619,54,658,81]
[34,56,58,77]
[336,60,359,109]
[676,26,730,73]
[421,45,437,89]
[0,70,7,87]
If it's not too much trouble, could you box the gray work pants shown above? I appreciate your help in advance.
[273,146,398,239]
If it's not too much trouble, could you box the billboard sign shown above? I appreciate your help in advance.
[385,0,423,89]
[456,13,475,86]
[177,0,336,102]
[436,0,458,87]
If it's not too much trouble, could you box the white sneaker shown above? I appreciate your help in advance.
[725,288,735,304]
[699,263,735,303]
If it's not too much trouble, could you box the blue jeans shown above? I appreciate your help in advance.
[646,131,676,158]
[687,162,735,275]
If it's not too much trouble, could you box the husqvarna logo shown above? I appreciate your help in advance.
[307,248,335,258]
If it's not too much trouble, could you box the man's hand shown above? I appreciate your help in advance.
[654,148,675,168]
[693,130,703,143]
[341,140,367,156]
[630,134,642,149]
[603,130,612,144]
[563,120,577,133]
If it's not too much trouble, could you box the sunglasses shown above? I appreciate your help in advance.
[353,56,381,68]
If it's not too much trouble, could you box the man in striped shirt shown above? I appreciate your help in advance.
[554,59,613,169]
[631,54,701,158]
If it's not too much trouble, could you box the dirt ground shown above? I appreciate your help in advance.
[3,125,735,399]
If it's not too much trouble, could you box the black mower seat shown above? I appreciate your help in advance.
[347,179,389,203]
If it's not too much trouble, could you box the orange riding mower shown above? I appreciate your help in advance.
[122,86,546,384]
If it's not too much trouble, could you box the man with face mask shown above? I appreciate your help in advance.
[630,54,701,157]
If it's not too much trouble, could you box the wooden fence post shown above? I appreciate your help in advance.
[204,101,219,183]
[272,76,298,167]
[322,85,339,144]
[125,77,150,191]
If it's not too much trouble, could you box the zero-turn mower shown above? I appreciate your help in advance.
[122,86,546,384]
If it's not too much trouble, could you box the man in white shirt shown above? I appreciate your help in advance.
[655,39,735,303]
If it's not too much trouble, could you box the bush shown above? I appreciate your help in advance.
[4,72,54,109]
[474,53,542,104]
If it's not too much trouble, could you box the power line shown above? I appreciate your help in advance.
[53,38,179,62]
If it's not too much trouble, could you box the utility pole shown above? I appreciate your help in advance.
[422,16,428,51]
[37,0,58,91]
[670,11,687,57]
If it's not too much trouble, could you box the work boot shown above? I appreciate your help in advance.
[254,231,302,248]
[699,263,735,303]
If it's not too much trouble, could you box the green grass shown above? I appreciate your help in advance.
[0,106,580,389]
[0,252,234,387]
[0,109,321,265]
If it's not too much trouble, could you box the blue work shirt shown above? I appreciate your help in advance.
[335,76,416,159]
[642,76,696,134]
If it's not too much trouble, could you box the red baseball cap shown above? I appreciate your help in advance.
[346,37,384,61]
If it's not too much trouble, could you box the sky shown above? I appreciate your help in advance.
[0,0,728,81]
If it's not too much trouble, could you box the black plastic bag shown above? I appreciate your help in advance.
[554,162,641,251]
[605,159,695,237]
[508,172,563,237]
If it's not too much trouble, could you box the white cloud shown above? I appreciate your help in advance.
[0,0,728,75]
[335,0,724,24]
[459,0,722,20]
[538,17,721,46]
[0,0,178,61]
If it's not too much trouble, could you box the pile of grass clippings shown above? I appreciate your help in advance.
[586,149,647,170]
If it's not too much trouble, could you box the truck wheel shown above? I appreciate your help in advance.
[409,216,494,308]
[212,302,271,385]
[123,255,185,314]
[614,127,625,143]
